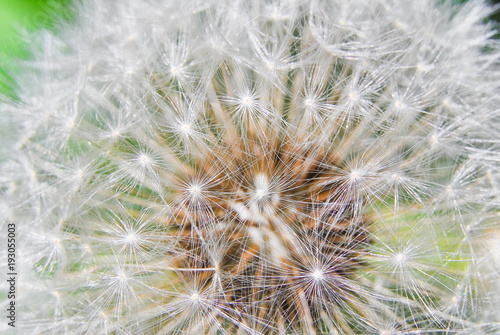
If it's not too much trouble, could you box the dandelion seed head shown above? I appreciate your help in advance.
[2,0,500,333]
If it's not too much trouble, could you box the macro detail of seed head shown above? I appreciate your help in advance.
[1,0,500,334]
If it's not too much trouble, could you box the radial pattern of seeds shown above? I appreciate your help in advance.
[169,133,368,328]
[105,62,374,333]
[5,1,500,334]
[80,48,478,333]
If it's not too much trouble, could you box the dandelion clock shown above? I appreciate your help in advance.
[1,0,500,334]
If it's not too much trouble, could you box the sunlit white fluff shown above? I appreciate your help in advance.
[1,0,500,334]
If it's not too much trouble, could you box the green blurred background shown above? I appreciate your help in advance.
[0,0,70,97]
